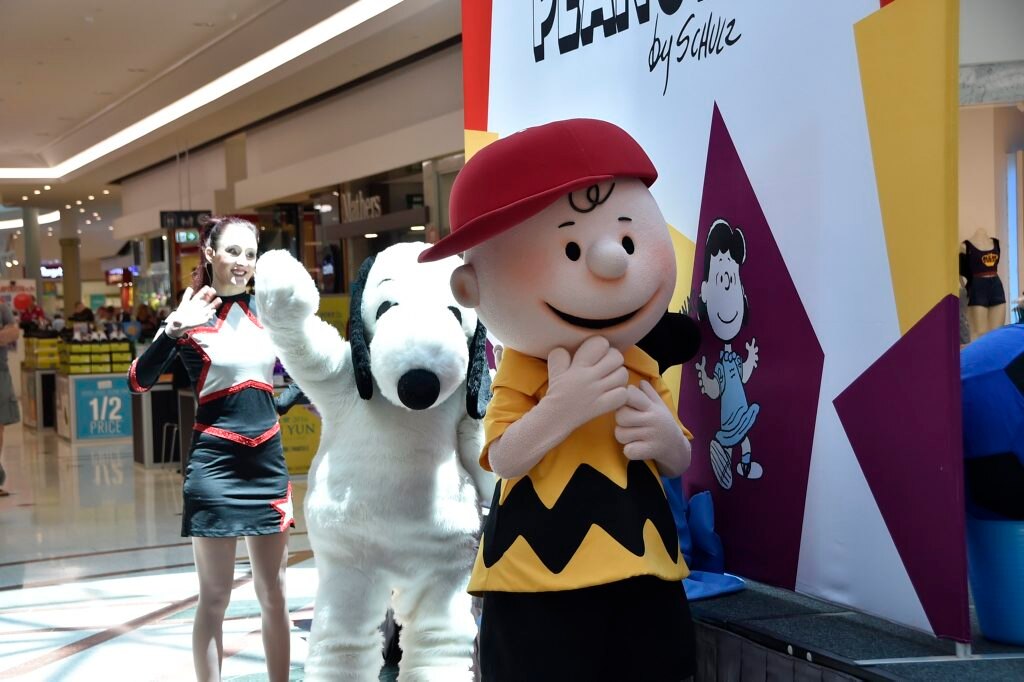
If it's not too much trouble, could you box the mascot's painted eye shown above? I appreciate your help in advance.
[376,301,397,320]
[448,306,463,324]
[565,242,581,261]
[622,236,635,255]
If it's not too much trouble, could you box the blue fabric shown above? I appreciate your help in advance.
[684,571,746,600]
[961,325,1024,464]
[662,476,745,601]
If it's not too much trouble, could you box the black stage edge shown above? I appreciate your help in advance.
[690,580,1024,681]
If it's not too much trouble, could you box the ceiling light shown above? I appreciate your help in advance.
[75,200,82,205]
[0,210,60,230]
[161,235,167,241]
[410,225,425,231]
[21,196,27,201]
[87,195,94,200]
[79,208,85,213]
[0,0,404,180]
[65,204,71,209]
[43,185,50,190]
[332,191,340,196]
[76,229,82,234]
[86,220,91,224]
[4,262,10,268]
[102,189,110,195]
[12,260,18,266]
[364,233,378,239]
[33,190,40,195]
[108,226,114,231]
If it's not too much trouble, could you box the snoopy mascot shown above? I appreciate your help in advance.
[255,242,493,681]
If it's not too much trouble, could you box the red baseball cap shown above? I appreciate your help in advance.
[418,118,657,262]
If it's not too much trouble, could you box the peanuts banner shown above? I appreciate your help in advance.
[464,0,967,640]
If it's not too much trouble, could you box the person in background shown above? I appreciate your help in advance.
[68,301,94,323]
[0,302,22,496]
[135,304,158,340]
[19,296,47,329]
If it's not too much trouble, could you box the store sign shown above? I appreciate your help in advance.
[74,377,131,440]
[175,228,200,244]
[340,191,382,223]
[160,210,210,229]
[40,264,63,279]
[105,267,138,285]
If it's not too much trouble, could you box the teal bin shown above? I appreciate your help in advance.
[966,515,1024,645]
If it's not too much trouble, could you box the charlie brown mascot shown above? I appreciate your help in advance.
[419,119,697,681]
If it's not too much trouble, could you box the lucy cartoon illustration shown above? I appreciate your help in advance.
[695,218,761,490]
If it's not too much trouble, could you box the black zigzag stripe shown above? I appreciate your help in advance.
[482,459,679,575]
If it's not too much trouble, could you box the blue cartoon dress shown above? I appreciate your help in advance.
[714,349,759,447]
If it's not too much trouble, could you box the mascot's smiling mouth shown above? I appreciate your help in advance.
[546,299,652,330]
[547,304,637,329]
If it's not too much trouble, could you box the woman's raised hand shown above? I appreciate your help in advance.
[164,287,222,338]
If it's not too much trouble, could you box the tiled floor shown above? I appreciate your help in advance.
[0,424,330,681]
[7,423,1024,682]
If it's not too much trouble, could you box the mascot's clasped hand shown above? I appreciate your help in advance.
[255,242,492,681]
[419,119,698,681]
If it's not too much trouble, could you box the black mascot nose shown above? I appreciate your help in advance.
[397,369,441,410]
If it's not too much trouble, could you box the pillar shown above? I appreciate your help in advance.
[59,210,81,318]
[21,207,41,297]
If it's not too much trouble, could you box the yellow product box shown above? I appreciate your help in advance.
[90,364,112,374]
[90,354,111,363]
[111,362,131,373]
[67,354,90,365]
[67,344,92,355]
[68,365,92,375]
[109,341,131,353]
[111,352,133,363]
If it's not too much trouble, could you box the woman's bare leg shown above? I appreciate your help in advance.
[192,537,238,682]
[245,531,291,682]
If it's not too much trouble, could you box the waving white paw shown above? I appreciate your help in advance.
[255,250,319,328]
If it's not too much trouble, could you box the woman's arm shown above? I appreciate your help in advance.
[128,330,182,392]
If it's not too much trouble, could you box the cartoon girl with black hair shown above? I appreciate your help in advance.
[695,219,761,490]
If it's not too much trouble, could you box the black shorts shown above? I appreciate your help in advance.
[968,276,1006,307]
[479,576,696,682]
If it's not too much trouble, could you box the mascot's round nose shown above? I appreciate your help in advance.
[586,238,630,280]
[397,369,441,410]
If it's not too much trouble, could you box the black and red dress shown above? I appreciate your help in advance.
[128,293,294,537]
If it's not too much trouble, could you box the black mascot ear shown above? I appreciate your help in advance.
[637,311,703,375]
[348,255,376,400]
[466,320,492,420]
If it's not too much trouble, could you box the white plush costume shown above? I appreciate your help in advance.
[255,243,493,681]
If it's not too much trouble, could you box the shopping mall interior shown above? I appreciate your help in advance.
[1,1,1024,680]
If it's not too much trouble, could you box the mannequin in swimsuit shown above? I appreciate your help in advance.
[960,227,1006,341]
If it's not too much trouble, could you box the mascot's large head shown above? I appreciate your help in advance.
[419,118,676,360]
[349,242,490,418]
